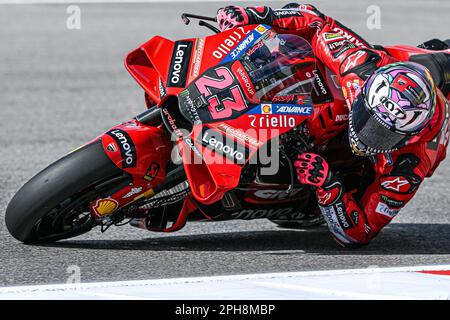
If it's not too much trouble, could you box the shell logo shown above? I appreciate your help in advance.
[256,25,267,34]
[262,104,272,114]
[92,198,119,216]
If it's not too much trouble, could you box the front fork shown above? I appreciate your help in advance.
[124,165,195,232]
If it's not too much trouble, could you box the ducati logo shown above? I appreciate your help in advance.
[106,142,118,152]
[106,129,137,168]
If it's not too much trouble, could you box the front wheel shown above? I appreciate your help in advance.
[5,140,128,243]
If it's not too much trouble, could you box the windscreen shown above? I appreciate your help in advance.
[239,32,316,102]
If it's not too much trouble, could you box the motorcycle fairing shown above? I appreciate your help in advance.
[119,27,271,210]
[95,120,173,216]
[125,25,272,107]
[176,50,317,203]
[125,36,174,103]
[180,109,313,204]
[126,26,319,206]
[178,62,255,125]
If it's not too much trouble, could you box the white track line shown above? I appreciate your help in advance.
[251,281,417,300]
[1,265,450,299]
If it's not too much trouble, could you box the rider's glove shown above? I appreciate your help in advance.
[217,6,251,31]
[216,6,273,31]
[294,153,331,188]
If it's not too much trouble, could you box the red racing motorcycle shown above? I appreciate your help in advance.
[6,14,450,243]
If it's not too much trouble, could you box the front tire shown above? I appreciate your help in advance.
[5,140,126,243]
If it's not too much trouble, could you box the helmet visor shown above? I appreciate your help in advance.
[350,94,410,154]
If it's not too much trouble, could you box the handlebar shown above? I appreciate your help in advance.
[181,13,220,34]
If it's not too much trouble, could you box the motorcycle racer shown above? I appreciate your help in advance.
[216,4,450,247]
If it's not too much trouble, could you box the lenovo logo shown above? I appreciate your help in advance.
[167,41,193,87]
[199,128,249,164]
[106,129,137,168]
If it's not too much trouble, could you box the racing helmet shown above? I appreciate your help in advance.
[349,62,437,156]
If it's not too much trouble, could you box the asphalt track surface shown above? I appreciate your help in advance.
[1,1,450,286]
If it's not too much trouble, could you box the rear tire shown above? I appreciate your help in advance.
[5,140,126,243]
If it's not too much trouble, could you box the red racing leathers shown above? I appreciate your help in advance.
[243,3,450,246]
